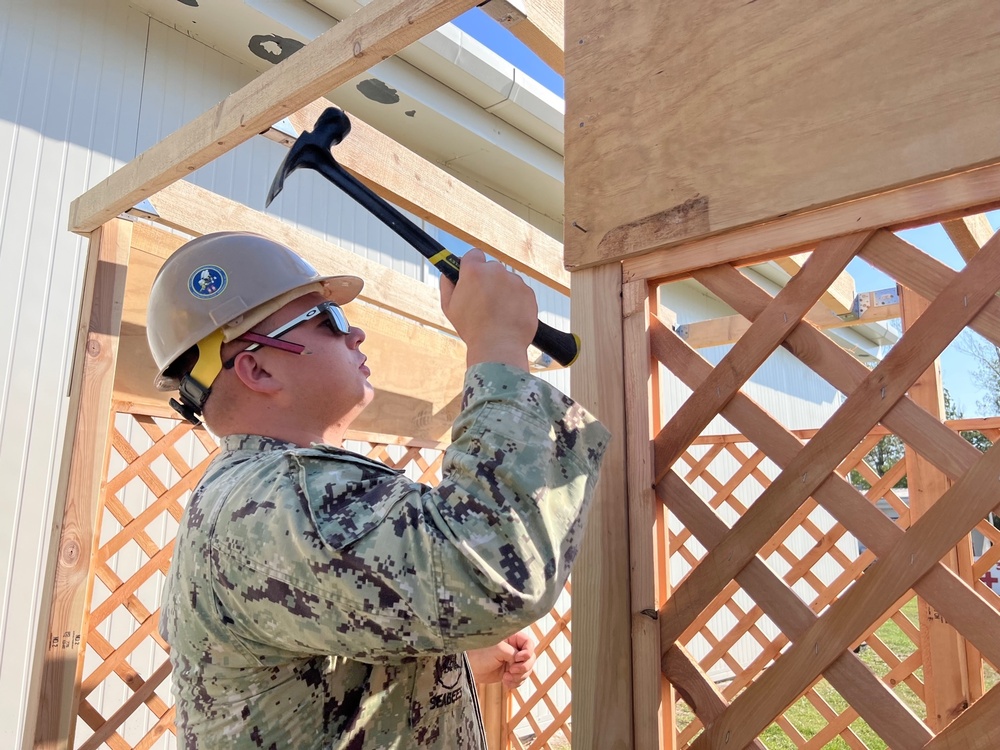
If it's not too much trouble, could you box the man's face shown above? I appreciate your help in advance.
[247,292,374,424]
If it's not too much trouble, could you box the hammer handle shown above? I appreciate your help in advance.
[327,160,580,367]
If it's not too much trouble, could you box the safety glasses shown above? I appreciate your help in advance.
[222,301,350,369]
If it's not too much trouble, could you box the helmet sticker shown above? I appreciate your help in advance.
[188,265,228,299]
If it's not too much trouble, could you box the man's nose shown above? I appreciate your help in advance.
[348,326,366,347]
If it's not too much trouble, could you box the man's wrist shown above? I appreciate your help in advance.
[465,343,529,371]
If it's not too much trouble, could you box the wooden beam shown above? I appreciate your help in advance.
[34,220,132,750]
[899,289,974,731]
[266,100,569,294]
[68,0,480,234]
[136,181,454,334]
[475,682,509,750]
[481,0,564,74]
[677,299,900,349]
[622,279,669,750]
[571,263,633,750]
[942,213,994,262]
[620,162,1000,281]
[773,252,856,315]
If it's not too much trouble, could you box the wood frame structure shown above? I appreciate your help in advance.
[33,1,1000,749]
[33,0,571,747]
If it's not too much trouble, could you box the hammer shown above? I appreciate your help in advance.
[265,107,580,368]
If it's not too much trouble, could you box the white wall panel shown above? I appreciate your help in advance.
[0,1,149,746]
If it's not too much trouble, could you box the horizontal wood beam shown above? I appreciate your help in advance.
[677,299,900,349]
[136,180,454,334]
[68,0,480,234]
[621,163,1000,282]
[773,252,856,315]
[481,0,564,75]
[265,100,569,294]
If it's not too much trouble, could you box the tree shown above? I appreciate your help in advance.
[849,388,991,490]
[956,332,1000,417]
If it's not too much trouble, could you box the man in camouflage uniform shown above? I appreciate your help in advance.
[146,232,609,748]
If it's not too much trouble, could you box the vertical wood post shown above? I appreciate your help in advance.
[622,280,672,750]
[899,287,976,730]
[476,681,509,749]
[571,263,634,750]
[33,219,132,750]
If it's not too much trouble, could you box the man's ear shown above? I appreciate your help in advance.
[230,352,282,394]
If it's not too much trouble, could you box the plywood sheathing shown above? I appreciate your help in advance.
[566,0,1000,271]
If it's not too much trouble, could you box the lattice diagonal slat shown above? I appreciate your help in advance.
[646,224,1000,749]
[76,411,581,750]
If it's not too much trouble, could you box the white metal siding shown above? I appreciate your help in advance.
[0,1,150,746]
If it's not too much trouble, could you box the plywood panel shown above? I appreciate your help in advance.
[565,0,1000,269]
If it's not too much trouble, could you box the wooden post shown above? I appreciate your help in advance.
[622,279,672,750]
[476,682,509,750]
[899,287,977,729]
[33,219,132,750]
[571,263,634,750]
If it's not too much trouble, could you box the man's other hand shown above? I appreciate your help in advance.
[467,630,537,690]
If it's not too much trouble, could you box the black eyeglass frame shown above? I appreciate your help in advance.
[221,301,350,370]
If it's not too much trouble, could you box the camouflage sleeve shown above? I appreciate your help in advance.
[214,363,610,663]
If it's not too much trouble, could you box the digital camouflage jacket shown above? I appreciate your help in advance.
[160,362,610,749]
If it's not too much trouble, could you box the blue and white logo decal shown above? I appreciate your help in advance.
[188,265,227,299]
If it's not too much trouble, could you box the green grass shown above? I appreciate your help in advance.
[675,597,999,748]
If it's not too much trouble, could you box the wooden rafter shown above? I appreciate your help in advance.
[481,0,564,74]
[68,0,482,235]
[676,296,900,350]
[772,252,856,315]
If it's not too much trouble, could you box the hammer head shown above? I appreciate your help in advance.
[265,107,352,207]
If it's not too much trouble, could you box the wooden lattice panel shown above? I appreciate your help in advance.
[75,412,218,750]
[72,411,574,750]
[633,220,1000,749]
[507,582,573,750]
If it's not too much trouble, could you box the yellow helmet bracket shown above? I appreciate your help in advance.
[171,329,225,425]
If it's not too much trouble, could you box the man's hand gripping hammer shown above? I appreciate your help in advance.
[265,107,581,368]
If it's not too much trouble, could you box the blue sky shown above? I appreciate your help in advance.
[454,9,996,419]
[452,9,564,97]
[848,213,1000,418]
